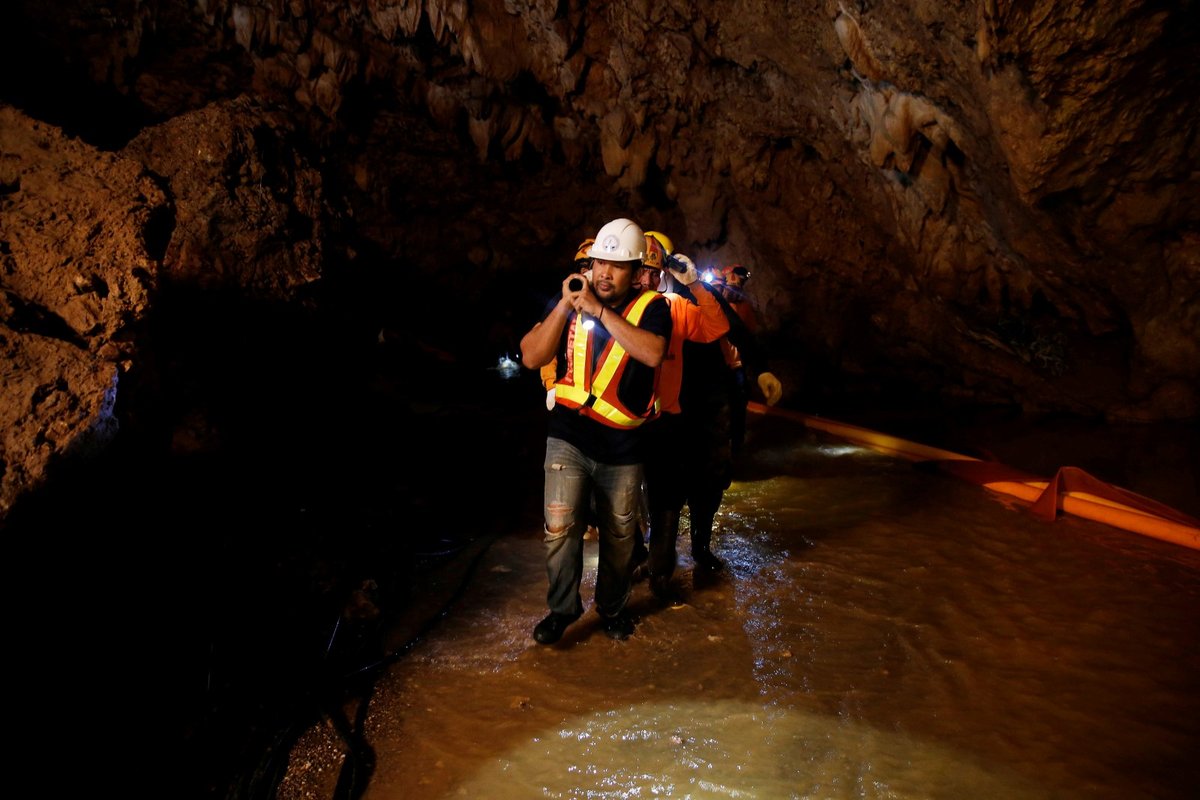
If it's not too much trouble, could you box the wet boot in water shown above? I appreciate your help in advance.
[647,509,682,599]
[690,509,725,571]
[691,546,724,571]
[631,529,650,583]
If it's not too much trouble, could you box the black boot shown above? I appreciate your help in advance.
[649,572,677,602]
[647,509,681,581]
[533,611,580,644]
[631,530,649,582]
[691,546,724,571]
[690,508,724,571]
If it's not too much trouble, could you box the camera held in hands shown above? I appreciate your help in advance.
[568,276,584,292]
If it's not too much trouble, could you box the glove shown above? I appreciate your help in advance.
[546,388,556,410]
[757,372,783,406]
[666,253,699,285]
[540,362,557,392]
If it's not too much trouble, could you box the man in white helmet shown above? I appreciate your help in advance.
[520,217,671,643]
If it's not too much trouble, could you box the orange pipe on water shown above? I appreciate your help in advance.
[747,402,1200,552]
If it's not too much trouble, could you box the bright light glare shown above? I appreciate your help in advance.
[818,443,867,457]
[495,354,520,380]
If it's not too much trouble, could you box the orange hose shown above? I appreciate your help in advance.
[747,402,1200,552]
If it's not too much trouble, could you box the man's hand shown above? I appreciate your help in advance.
[566,272,608,319]
[667,253,699,285]
[563,272,588,300]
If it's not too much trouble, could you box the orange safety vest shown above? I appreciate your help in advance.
[554,291,661,428]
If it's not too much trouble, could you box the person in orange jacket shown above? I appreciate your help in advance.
[634,231,732,598]
[639,257,785,584]
[714,264,757,332]
[707,264,783,456]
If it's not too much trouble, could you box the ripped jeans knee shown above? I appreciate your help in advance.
[544,498,576,540]
[544,438,590,541]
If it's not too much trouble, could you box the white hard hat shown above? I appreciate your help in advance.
[587,218,645,262]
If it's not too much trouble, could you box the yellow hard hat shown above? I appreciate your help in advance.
[645,230,674,255]
[643,233,666,270]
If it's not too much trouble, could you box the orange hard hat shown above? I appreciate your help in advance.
[574,238,595,264]
[717,264,750,285]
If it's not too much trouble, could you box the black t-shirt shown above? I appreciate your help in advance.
[546,291,671,464]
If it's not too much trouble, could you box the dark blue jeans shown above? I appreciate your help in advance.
[542,437,641,619]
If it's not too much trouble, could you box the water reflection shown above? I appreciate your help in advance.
[451,700,1048,799]
[280,412,1200,800]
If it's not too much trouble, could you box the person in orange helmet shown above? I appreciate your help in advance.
[634,231,735,595]
[712,264,757,333]
[633,255,783,583]
[706,263,783,456]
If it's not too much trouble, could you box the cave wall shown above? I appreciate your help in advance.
[1,0,1197,521]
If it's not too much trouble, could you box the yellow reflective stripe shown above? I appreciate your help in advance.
[554,311,592,406]
[556,383,590,404]
[570,314,589,386]
[587,292,657,425]
[589,291,657,399]
[589,338,626,396]
[553,291,660,426]
[591,396,640,427]
[555,313,593,407]
[625,290,658,321]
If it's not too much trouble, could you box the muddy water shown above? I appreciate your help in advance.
[279,411,1200,800]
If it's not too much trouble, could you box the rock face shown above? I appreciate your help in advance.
[0,106,166,517]
[123,97,328,299]
[1,1,1197,521]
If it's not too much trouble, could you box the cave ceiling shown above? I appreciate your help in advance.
[1,0,1197,519]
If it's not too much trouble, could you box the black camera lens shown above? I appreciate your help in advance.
[568,276,584,292]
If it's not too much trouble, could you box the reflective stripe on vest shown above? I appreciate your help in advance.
[554,291,660,428]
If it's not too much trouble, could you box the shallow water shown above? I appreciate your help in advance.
[277,411,1200,800]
